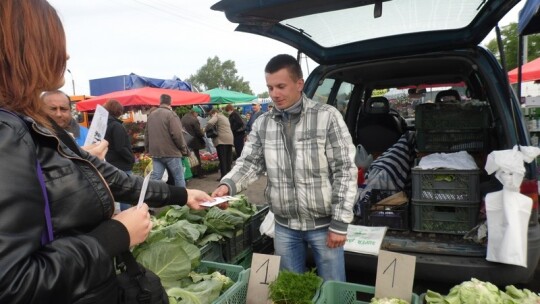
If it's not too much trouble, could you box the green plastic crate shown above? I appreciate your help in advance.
[412,200,480,235]
[197,260,245,283]
[411,168,480,203]
[213,268,250,304]
[315,280,420,304]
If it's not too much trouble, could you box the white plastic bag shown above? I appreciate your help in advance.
[259,210,275,238]
[354,144,373,169]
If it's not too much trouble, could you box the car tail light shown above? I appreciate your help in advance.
[520,179,538,210]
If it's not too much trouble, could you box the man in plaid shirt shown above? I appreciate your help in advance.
[212,54,357,282]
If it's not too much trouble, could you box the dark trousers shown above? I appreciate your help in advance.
[233,135,245,159]
[192,149,203,177]
[216,144,233,178]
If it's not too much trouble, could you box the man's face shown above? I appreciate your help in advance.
[265,68,304,110]
[43,93,72,129]
[251,103,261,113]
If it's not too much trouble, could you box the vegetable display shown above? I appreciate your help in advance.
[424,278,540,304]
[370,298,410,304]
[268,269,322,304]
[131,195,259,303]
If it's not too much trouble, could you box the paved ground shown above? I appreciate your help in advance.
[186,169,268,206]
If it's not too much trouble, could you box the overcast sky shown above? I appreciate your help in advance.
[48,0,524,97]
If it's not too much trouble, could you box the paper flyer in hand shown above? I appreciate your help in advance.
[84,105,108,146]
[344,225,388,256]
[200,196,241,207]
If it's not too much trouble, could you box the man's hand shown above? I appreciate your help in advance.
[82,140,109,160]
[327,231,347,248]
[211,185,229,197]
[186,189,212,210]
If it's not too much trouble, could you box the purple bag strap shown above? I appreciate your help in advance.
[0,108,53,244]
[36,161,54,245]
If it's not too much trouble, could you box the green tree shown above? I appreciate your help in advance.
[187,56,253,94]
[485,22,540,70]
[258,91,269,98]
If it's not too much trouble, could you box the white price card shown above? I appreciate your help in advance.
[84,105,108,146]
[246,253,281,304]
[200,196,241,207]
[375,250,416,303]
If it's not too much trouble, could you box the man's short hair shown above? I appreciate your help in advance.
[160,94,172,105]
[265,54,303,81]
[41,89,71,104]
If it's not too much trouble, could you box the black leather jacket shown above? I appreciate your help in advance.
[0,111,187,303]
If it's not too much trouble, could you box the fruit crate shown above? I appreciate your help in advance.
[415,103,491,152]
[412,168,480,203]
[315,280,420,304]
[412,200,480,235]
[361,189,409,230]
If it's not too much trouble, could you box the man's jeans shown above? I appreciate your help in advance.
[274,224,346,281]
[151,157,186,187]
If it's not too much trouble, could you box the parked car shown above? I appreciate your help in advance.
[212,0,540,286]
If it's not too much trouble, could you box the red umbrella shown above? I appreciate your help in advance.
[75,87,210,111]
[508,57,540,84]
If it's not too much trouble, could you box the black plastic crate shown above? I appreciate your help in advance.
[412,200,480,235]
[415,103,491,152]
[412,168,480,203]
[246,205,270,243]
[200,241,225,263]
[361,189,409,230]
[222,227,249,263]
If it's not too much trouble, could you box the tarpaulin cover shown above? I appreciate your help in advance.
[89,73,192,96]
[76,87,210,111]
[508,56,540,83]
[203,88,257,104]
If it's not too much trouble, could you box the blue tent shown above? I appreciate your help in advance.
[519,0,540,35]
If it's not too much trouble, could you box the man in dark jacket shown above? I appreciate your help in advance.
[225,104,246,158]
[181,110,206,178]
[245,100,263,134]
[144,94,189,187]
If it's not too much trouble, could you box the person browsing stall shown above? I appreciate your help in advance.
[212,54,357,282]
[145,94,189,187]
[42,89,88,146]
[0,1,212,302]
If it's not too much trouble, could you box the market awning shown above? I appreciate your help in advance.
[203,88,257,104]
[75,87,210,111]
[508,57,540,83]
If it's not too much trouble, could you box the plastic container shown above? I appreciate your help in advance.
[246,205,270,243]
[200,241,225,263]
[412,200,480,235]
[208,265,250,304]
[415,103,491,152]
[315,280,421,304]
[412,168,480,203]
[361,189,409,230]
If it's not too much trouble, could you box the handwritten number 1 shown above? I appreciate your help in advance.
[256,259,271,285]
[383,258,397,287]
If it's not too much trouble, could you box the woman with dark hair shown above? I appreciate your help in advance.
[0,1,211,302]
[103,99,135,211]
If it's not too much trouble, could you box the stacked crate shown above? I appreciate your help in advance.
[412,103,488,234]
[411,167,480,234]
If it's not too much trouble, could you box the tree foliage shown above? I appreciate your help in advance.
[187,56,253,94]
[485,22,540,70]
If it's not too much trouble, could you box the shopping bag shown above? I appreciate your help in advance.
[182,157,193,180]
[188,151,199,167]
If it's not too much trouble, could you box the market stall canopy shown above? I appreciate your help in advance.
[508,57,540,83]
[518,0,540,35]
[76,87,210,111]
[203,88,257,104]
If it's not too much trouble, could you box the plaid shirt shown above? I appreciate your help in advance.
[221,95,357,234]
